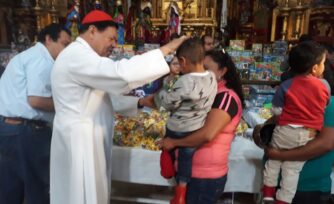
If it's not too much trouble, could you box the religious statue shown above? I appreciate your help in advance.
[159,2,181,44]
[168,5,181,35]
[113,0,125,45]
[94,0,102,10]
[134,1,152,46]
[125,0,137,43]
[238,0,252,25]
[66,0,81,41]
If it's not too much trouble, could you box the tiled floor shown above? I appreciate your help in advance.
[111,181,258,204]
[111,181,334,204]
[111,193,258,204]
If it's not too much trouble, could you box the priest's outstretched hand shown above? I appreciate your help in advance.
[160,35,189,56]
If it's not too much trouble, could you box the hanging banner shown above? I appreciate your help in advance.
[220,0,228,33]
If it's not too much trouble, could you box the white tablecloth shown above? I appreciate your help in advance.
[242,109,266,128]
[112,136,264,193]
[225,136,264,192]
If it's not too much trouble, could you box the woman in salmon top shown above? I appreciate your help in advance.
[160,49,245,204]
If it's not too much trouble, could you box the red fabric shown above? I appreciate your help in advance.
[82,10,113,24]
[160,150,175,178]
[278,76,330,130]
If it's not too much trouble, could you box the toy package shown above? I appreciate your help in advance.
[230,40,246,51]
[252,43,263,55]
[270,61,282,81]
[272,40,288,56]
[229,50,254,66]
[110,44,135,60]
[263,44,272,55]
[252,43,263,62]
[249,85,276,95]
[249,94,274,107]
[250,62,272,81]
[237,62,251,80]
[144,43,160,51]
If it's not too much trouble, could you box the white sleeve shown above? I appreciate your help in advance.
[69,49,169,95]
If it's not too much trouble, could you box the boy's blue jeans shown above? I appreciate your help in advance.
[166,128,195,183]
[0,117,52,204]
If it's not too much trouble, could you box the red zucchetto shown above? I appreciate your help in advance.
[82,10,113,24]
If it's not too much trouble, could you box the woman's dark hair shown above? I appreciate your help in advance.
[201,35,213,45]
[289,41,326,74]
[205,50,245,107]
[38,23,71,44]
[79,20,118,34]
[323,59,334,96]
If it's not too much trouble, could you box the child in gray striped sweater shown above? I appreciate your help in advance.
[154,38,217,204]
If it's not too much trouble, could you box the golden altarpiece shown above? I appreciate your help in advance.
[270,0,334,43]
[0,0,334,48]
[226,0,334,45]
[0,0,219,48]
[149,0,218,38]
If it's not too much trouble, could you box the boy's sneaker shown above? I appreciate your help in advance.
[262,185,276,202]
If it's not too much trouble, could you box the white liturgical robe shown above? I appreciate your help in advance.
[50,37,169,204]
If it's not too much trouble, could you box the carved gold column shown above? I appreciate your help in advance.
[197,0,202,18]
[33,0,43,33]
[212,0,216,19]
[279,0,291,40]
[49,0,59,23]
[157,0,161,18]
[292,0,307,39]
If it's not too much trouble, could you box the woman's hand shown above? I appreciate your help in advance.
[265,146,282,160]
[156,137,177,151]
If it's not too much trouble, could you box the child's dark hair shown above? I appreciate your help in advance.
[176,37,204,65]
[298,34,313,43]
[205,50,245,107]
[289,41,326,74]
[38,23,71,44]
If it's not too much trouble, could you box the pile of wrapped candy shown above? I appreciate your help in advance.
[258,108,272,120]
[113,109,168,151]
[236,119,249,137]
